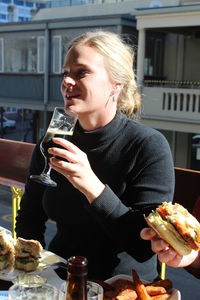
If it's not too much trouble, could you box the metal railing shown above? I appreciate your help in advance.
[144,80,200,89]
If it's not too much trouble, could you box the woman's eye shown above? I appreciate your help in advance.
[76,69,89,78]
[62,71,68,78]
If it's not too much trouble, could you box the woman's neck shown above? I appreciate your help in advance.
[78,109,117,131]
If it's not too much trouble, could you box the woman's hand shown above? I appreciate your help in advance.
[140,228,199,268]
[48,138,105,203]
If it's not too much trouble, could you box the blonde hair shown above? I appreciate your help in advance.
[66,30,141,118]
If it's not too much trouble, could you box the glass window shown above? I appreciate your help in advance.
[4,34,39,72]
[51,35,61,73]
[36,3,46,8]
[0,38,4,72]
[0,5,7,12]
[14,0,24,5]
[25,1,33,7]
[1,0,11,3]
[18,16,24,21]
[37,36,44,73]
[0,13,6,20]
[18,7,26,14]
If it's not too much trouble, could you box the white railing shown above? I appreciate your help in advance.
[142,87,200,123]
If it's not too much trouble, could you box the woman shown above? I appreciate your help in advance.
[16,31,174,281]
[140,227,200,278]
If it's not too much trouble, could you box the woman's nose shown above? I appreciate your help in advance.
[63,75,75,87]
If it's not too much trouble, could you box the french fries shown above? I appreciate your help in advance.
[145,286,167,296]
[146,279,172,289]
[132,270,151,300]
[132,269,171,300]
[151,295,171,300]
[103,270,172,300]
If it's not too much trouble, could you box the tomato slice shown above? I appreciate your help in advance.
[158,206,167,219]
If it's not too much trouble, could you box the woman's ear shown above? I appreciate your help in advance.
[113,82,124,93]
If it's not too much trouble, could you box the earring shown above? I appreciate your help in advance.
[113,95,117,102]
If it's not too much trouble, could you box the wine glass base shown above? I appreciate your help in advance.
[30,174,57,187]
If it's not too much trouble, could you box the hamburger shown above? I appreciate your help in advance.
[0,230,14,270]
[14,237,43,272]
[144,202,200,256]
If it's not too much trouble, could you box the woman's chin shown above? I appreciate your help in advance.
[65,108,78,117]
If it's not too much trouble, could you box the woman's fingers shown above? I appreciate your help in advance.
[48,147,76,163]
[141,228,200,268]
[48,138,86,164]
[157,248,178,263]
[51,137,80,154]
[140,228,157,240]
[140,228,173,254]
[48,137,105,202]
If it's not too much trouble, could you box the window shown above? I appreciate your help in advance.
[0,5,7,12]
[4,34,37,72]
[145,31,165,79]
[51,35,61,73]
[18,16,24,21]
[14,0,24,5]
[25,1,33,7]
[0,38,4,72]
[5,107,17,113]
[18,7,26,14]
[37,36,45,73]
[0,13,6,20]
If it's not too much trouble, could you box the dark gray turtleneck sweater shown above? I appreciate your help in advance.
[16,112,174,281]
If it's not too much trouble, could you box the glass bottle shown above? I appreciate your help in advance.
[65,256,88,300]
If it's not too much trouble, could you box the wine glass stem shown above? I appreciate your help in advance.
[40,148,51,176]
[46,166,52,176]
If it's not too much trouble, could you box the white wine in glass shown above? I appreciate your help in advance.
[30,107,77,187]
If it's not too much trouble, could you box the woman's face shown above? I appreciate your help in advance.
[61,44,116,124]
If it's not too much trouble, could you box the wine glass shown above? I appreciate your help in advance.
[30,107,77,188]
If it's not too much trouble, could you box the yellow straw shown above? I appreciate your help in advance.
[160,262,166,280]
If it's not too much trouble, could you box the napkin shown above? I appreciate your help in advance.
[0,291,8,300]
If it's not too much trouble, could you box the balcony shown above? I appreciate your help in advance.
[0,73,63,111]
[141,81,200,133]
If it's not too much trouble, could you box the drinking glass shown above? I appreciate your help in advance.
[30,107,77,188]
[8,274,58,300]
[8,283,58,300]
[59,281,103,300]
[87,281,104,300]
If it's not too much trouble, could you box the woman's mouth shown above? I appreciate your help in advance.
[65,93,80,100]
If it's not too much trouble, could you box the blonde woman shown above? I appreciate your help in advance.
[16,31,174,281]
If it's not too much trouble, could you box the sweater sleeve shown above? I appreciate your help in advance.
[88,131,175,261]
[15,142,48,248]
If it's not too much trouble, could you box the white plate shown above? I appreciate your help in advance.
[0,250,67,283]
[0,227,12,237]
[105,274,181,300]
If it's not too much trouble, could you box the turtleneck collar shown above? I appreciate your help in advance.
[73,111,127,150]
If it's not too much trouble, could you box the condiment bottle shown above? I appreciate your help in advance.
[65,256,88,300]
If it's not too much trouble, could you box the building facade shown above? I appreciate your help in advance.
[0,0,200,168]
[0,0,47,23]
[135,5,200,168]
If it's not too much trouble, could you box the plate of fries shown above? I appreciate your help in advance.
[104,270,181,300]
